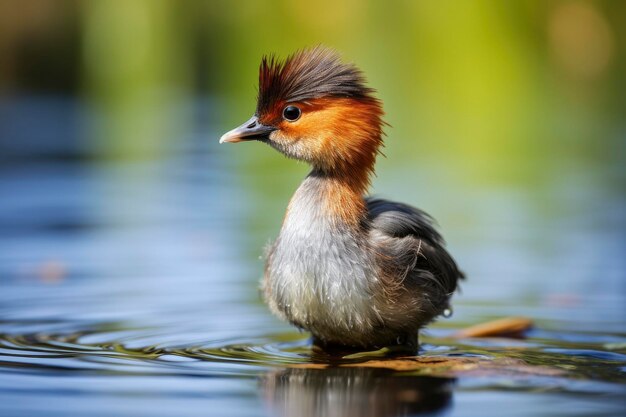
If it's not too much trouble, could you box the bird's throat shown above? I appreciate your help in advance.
[286,169,369,229]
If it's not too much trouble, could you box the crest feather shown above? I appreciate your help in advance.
[257,47,375,115]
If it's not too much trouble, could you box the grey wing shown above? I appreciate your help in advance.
[366,197,463,298]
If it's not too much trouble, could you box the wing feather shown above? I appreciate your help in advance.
[366,197,463,298]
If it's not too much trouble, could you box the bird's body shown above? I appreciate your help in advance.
[220,47,463,351]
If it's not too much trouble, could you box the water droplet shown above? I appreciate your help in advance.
[442,307,453,318]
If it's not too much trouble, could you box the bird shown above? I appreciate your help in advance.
[220,47,463,352]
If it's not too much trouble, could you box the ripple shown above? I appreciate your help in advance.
[1,323,625,389]
[180,338,312,366]
[0,326,315,376]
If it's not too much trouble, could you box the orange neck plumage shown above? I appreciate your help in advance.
[285,97,384,227]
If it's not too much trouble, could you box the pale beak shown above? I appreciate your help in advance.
[219,115,276,144]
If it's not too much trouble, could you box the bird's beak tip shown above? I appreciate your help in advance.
[219,128,248,144]
[218,133,236,144]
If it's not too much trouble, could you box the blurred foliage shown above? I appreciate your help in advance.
[0,0,623,182]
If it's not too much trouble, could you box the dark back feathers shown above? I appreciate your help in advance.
[366,197,464,295]
[366,198,444,245]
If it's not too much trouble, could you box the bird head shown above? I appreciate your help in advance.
[220,47,385,177]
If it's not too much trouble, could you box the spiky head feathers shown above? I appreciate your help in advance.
[254,47,385,186]
[257,47,376,116]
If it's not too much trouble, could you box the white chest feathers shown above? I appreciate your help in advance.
[263,180,380,338]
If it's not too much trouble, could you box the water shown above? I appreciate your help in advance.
[0,98,625,416]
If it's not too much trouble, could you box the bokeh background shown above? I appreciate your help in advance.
[2,0,624,163]
[2,0,624,314]
[0,1,624,416]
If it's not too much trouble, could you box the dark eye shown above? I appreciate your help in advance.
[282,105,301,121]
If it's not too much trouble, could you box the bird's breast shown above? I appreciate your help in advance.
[264,189,379,335]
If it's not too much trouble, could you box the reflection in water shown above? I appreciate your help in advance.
[261,367,453,417]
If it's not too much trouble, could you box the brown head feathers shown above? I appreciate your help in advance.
[257,47,376,115]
